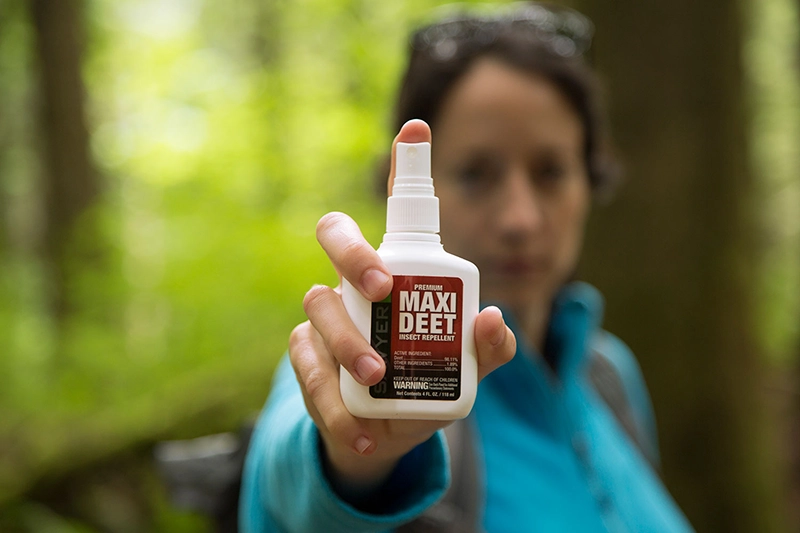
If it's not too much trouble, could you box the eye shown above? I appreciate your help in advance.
[531,152,570,187]
[538,161,566,182]
[454,156,504,196]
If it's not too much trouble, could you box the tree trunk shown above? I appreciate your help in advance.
[0,0,25,254]
[29,0,100,327]
[576,0,786,530]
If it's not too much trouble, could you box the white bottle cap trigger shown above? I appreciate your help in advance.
[387,142,439,234]
[396,142,431,178]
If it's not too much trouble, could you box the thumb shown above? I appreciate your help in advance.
[474,306,517,382]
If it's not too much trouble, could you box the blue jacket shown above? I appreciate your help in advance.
[240,282,693,532]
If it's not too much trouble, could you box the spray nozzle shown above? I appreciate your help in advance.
[387,142,439,233]
[396,142,431,180]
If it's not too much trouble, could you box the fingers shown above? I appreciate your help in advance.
[474,306,517,382]
[316,212,392,302]
[289,321,376,456]
[387,119,432,195]
[303,285,385,386]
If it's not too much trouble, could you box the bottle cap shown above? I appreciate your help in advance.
[387,142,439,233]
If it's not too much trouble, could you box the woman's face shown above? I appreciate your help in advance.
[432,57,591,316]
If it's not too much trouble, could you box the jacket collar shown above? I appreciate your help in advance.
[479,282,605,436]
[490,281,605,382]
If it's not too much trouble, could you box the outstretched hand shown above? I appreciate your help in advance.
[288,119,517,499]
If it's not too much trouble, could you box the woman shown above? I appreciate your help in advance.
[240,3,692,532]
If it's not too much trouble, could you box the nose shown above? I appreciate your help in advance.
[496,166,544,241]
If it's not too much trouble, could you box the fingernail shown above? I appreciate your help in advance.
[355,355,382,384]
[490,316,506,347]
[361,269,391,298]
[355,436,373,455]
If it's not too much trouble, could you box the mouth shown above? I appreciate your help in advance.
[495,257,550,277]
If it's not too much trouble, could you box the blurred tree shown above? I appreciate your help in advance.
[29,0,100,333]
[0,0,36,259]
[577,0,787,530]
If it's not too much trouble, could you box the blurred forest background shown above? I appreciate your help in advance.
[0,0,797,531]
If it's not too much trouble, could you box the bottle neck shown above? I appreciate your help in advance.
[382,232,441,244]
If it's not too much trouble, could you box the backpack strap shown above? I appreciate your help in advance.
[397,419,483,533]
[588,347,661,470]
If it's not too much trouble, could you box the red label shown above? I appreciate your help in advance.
[369,275,463,401]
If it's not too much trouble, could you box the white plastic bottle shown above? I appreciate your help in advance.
[341,142,479,420]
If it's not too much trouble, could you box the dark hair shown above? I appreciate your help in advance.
[387,10,619,199]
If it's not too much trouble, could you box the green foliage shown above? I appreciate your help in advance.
[743,0,800,363]
[0,501,98,533]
